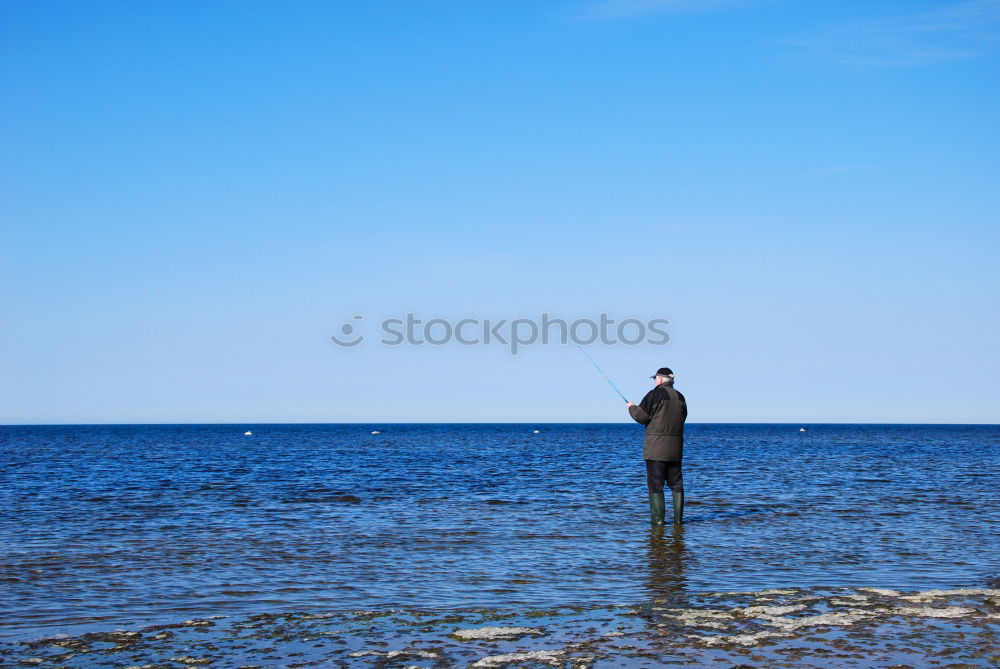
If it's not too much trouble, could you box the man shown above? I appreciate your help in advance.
[627,367,688,526]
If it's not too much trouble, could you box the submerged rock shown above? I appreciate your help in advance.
[452,626,543,641]
[691,630,792,646]
[859,588,901,596]
[915,588,1000,597]
[348,649,439,659]
[739,604,806,617]
[168,657,213,665]
[764,611,870,630]
[891,606,976,618]
[471,649,565,666]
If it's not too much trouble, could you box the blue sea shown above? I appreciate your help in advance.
[1,423,998,642]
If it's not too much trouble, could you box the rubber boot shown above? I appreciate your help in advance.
[671,490,684,524]
[648,492,665,526]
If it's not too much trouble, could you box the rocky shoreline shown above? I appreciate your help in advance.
[3,586,998,668]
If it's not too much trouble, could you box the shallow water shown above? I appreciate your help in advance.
[1,423,998,641]
[7,585,1000,668]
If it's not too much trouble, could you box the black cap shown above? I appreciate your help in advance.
[650,367,674,378]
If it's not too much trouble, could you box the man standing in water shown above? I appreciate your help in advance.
[627,368,688,526]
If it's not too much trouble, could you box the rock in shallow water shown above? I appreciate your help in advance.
[452,626,544,641]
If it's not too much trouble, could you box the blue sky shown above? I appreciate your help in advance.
[2,0,998,423]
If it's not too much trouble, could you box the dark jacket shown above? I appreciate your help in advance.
[628,383,687,461]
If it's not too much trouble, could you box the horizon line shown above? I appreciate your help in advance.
[2,421,998,427]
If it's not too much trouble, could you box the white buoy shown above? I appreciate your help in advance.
[244,431,253,436]
[371,430,380,435]
[799,428,806,432]
[533,430,540,434]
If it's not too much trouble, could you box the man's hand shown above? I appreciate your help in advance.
[627,402,635,408]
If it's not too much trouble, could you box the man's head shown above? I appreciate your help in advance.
[650,367,675,386]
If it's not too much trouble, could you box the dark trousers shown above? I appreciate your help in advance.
[646,459,683,493]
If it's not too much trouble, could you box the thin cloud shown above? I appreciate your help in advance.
[581,0,757,20]
[787,0,1000,66]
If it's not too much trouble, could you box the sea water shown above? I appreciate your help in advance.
[1,423,997,641]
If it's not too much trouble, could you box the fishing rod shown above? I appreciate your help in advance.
[575,344,629,404]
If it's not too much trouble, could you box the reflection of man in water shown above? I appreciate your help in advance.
[627,367,688,526]
[645,524,687,605]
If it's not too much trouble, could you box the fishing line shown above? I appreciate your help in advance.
[575,344,629,404]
